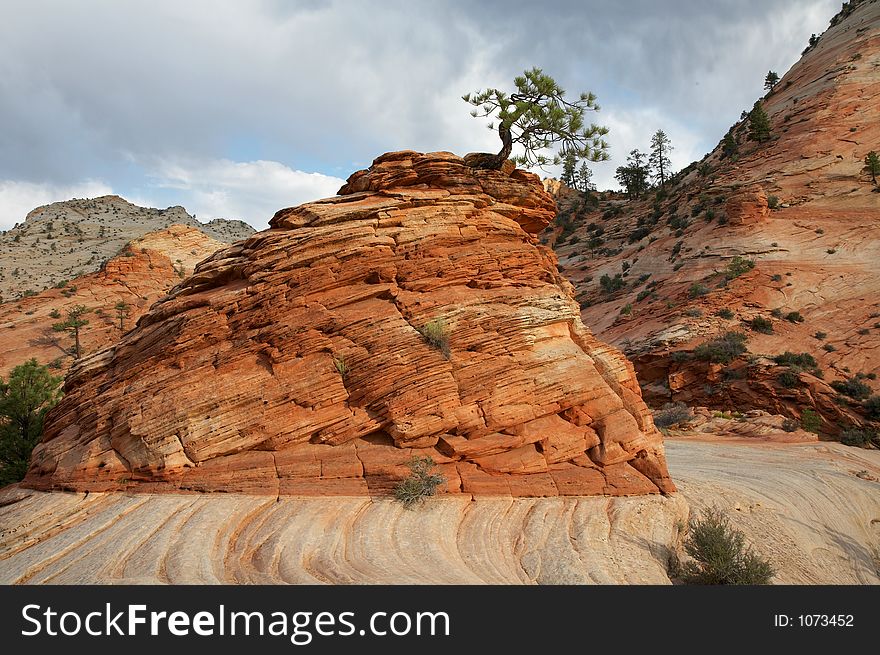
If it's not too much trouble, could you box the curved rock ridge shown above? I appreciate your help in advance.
[24,151,674,497]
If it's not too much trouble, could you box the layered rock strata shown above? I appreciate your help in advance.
[25,151,674,497]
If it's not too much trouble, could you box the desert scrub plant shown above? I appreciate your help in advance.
[785,311,804,323]
[694,331,748,364]
[417,319,451,358]
[800,408,821,434]
[822,343,837,352]
[839,428,876,448]
[748,316,774,334]
[653,402,694,428]
[724,256,755,280]
[679,506,774,585]
[772,352,817,370]
[332,354,349,378]
[600,273,625,294]
[814,331,827,340]
[689,283,710,299]
[777,370,800,388]
[830,376,871,399]
[781,418,799,432]
[619,303,633,316]
[767,195,780,209]
[716,308,735,320]
[864,395,880,420]
[393,456,446,508]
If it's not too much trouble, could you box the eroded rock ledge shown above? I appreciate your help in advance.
[25,151,674,497]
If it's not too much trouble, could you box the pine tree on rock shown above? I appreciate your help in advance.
[748,101,772,143]
[649,129,673,187]
[764,71,780,91]
[463,67,610,170]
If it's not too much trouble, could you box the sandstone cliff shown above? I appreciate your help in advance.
[0,225,227,378]
[24,151,674,497]
[549,0,880,435]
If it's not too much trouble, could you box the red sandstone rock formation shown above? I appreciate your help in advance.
[24,151,674,497]
[0,225,227,378]
[547,0,880,434]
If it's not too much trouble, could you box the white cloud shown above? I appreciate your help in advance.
[0,179,113,230]
[146,158,346,228]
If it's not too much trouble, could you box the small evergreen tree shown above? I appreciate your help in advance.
[0,359,62,486]
[764,71,780,91]
[463,67,610,170]
[865,151,880,185]
[649,129,673,187]
[52,305,91,359]
[748,101,771,143]
[114,301,131,331]
[615,149,650,200]
[722,132,739,159]
[560,152,577,187]
[575,161,594,193]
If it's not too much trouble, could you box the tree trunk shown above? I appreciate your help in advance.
[465,123,513,170]
[74,328,81,359]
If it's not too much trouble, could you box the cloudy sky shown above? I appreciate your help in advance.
[0,0,838,230]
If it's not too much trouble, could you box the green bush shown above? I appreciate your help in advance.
[823,343,837,352]
[800,408,821,434]
[839,428,875,448]
[600,273,625,294]
[620,303,633,316]
[694,332,748,364]
[653,402,693,428]
[781,418,799,432]
[724,256,755,280]
[777,371,800,388]
[772,352,817,370]
[785,311,804,323]
[394,456,446,508]
[814,331,827,340]
[748,316,774,334]
[418,319,451,359]
[679,507,774,585]
[767,195,780,209]
[830,376,871,399]
[716,308,735,320]
[865,396,880,420]
[689,283,710,299]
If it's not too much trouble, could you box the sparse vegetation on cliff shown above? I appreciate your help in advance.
[694,331,748,364]
[394,456,446,508]
[417,319,451,359]
[748,101,772,143]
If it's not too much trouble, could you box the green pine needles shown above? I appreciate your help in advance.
[463,67,609,171]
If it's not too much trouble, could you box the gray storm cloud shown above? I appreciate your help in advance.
[0,0,838,228]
